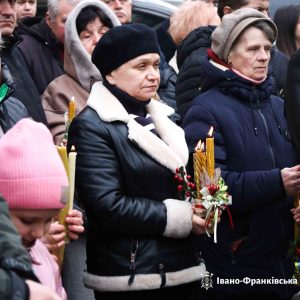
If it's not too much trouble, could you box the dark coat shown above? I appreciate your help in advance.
[176,25,289,120]
[0,63,29,133]
[183,57,299,298]
[176,26,216,119]
[17,18,64,95]
[67,82,205,293]
[1,35,47,124]
[157,50,177,110]
[285,48,300,154]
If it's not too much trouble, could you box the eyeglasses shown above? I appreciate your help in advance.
[103,0,129,5]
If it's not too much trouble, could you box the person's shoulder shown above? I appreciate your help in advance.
[3,97,29,118]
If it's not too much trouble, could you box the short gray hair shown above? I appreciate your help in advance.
[252,20,276,44]
[47,0,79,21]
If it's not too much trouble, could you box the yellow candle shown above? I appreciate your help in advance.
[68,96,76,123]
[55,146,77,266]
[206,126,215,179]
[57,145,69,179]
[193,141,206,198]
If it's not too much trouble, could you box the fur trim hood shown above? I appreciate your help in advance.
[64,0,121,91]
[87,82,189,172]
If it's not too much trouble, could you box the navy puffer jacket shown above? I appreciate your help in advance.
[183,57,298,298]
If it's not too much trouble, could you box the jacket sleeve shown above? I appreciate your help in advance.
[42,82,69,145]
[183,104,285,214]
[68,115,192,239]
[0,196,37,300]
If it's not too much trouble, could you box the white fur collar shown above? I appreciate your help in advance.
[87,82,188,172]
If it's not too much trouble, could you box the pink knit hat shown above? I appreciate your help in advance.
[0,118,68,209]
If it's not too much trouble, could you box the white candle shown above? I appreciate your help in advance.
[68,146,77,210]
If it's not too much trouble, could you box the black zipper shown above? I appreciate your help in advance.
[254,93,276,168]
[128,238,139,285]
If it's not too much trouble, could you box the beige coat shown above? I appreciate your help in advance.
[42,0,120,145]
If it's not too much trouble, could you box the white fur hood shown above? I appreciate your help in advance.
[87,82,189,172]
[64,0,121,91]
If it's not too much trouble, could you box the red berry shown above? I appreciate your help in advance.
[178,185,184,191]
[208,184,218,195]
[175,168,180,174]
[190,183,196,189]
[187,175,192,180]
[186,191,191,197]
[178,177,184,183]
[174,175,179,181]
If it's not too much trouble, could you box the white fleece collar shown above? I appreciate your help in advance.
[87,82,188,172]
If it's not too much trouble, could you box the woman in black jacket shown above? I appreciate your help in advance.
[67,23,207,300]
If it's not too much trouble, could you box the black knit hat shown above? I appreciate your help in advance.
[91,23,160,77]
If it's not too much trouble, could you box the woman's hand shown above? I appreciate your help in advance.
[291,205,300,225]
[281,165,300,195]
[65,209,84,240]
[191,207,222,235]
[191,214,206,235]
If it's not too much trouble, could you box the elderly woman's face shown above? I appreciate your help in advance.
[107,53,160,101]
[79,17,109,55]
[228,26,272,81]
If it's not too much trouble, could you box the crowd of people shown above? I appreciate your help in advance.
[1,0,300,300]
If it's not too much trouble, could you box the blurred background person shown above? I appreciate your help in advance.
[101,0,132,25]
[42,0,120,145]
[168,0,220,74]
[0,0,47,124]
[16,0,36,20]
[274,5,300,58]
[17,0,80,95]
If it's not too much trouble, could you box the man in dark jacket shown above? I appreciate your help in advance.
[17,0,79,95]
[176,0,289,119]
[0,0,47,124]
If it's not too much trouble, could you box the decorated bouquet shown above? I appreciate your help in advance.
[174,166,232,243]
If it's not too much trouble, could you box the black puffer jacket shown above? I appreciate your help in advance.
[176,26,289,120]
[285,48,300,154]
[1,35,47,124]
[17,18,64,95]
[0,63,29,133]
[176,26,215,119]
[68,82,205,293]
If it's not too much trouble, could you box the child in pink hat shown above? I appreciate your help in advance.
[0,118,83,299]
